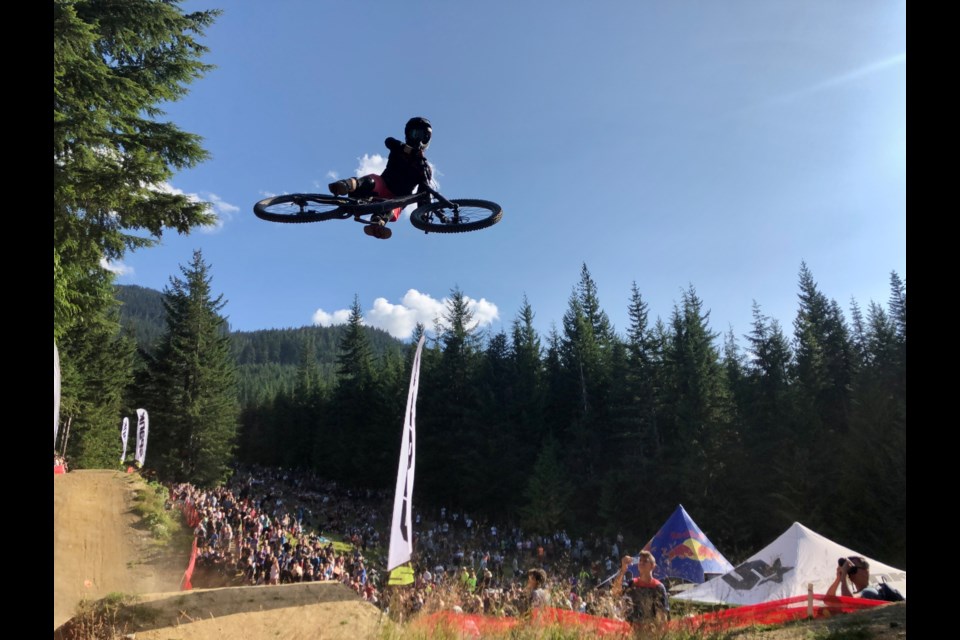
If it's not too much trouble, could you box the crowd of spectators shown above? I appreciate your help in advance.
[171,467,384,603]
[168,465,647,622]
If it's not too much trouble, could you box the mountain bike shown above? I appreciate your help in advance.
[253,186,502,234]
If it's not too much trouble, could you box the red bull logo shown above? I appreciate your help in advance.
[665,538,723,562]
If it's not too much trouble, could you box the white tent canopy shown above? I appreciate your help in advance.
[673,522,906,605]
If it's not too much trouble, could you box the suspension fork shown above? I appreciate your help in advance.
[423,187,459,223]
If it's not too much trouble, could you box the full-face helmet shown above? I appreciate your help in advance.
[405,117,432,150]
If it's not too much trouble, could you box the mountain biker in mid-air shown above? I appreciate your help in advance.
[328,116,433,240]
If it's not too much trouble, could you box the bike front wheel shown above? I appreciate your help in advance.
[253,194,350,223]
[410,199,502,234]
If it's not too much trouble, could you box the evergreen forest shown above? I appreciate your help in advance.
[106,264,906,569]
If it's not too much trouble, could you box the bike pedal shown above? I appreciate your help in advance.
[363,225,392,240]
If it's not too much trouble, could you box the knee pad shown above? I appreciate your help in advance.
[354,175,377,197]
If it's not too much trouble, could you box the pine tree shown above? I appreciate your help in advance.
[789,264,858,530]
[509,296,546,474]
[739,303,799,542]
[58,304,136,468]
[792,263,855,434]
[419,287,483,506]
[143,250,238,486]
[839,297,906,565]
[54,0,219,338]
[520,437,573,534]
[323,296,377,477]
[658,286,735,519]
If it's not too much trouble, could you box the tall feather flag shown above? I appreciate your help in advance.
[135,409,149,466]
[387,333,426,584]
[120,417,130,463]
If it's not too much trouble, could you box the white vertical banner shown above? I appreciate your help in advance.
[388,333,426,572]
[54,342,61,450]
[135,409,149,466]
[120,417,130,463]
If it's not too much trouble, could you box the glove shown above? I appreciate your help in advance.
[403,144,424,158]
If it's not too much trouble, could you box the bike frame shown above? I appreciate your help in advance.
[341,185,455,218]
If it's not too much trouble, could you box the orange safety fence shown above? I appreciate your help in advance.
[181,536,198,591]
[182,498,201,528]
[412,595,891,637]
[675,594,891,633]
[532,607,632,635]
[414,607,631,637]
[413,611,518,637]
[178,497,201,590]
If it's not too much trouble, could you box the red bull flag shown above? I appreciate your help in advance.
[630,504,734,584]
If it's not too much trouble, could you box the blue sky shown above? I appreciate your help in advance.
[109,1,906,345]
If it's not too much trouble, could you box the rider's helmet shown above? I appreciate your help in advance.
[405,117,432,151]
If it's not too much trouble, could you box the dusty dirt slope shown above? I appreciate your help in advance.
[103,582,382,640]
[54,470,381,639]
[54,470,184,629]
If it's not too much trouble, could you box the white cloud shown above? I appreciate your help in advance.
[314,289,499,340]
[312,308,354,327]
[326,170,338,180]
[366,290,444,338]
[100,257,134,277]
[150,182,240,234]
[356,153,387,177]
[200,192,241,234]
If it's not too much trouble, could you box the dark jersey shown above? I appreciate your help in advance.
[623,577,669,622]
[380,137,432,197]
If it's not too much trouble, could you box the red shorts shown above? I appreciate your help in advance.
[364,174,402,222]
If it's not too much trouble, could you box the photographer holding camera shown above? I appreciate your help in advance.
[827,556,878,598]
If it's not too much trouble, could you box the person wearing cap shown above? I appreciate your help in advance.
[328,116,433,240]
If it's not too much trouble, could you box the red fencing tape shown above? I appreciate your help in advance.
[181,536,198,591]
[413,596,891,637]
[676,594,890,632]
[178,497,201,591]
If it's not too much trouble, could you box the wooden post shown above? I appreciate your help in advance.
[60,416,73,459]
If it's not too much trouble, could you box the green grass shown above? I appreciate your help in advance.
[810,628,873,640]
[375,617,747,640]
[65,592,163,639]
[129,477,182,543]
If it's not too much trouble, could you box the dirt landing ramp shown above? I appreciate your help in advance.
[54,470,183,630]
[55,581,384,640]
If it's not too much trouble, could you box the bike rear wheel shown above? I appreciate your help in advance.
[253,194,350,223]
[410,199,502,234]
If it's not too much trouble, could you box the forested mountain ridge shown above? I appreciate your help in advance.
[115,285,167,351]
[115,285,405,404]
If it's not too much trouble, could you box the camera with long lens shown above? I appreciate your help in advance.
[837,557,859,575]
